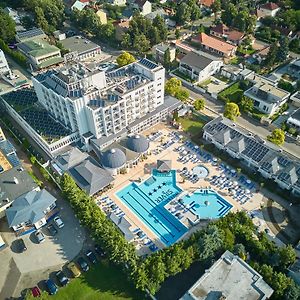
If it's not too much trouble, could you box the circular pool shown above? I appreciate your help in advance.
[192,165,209,178]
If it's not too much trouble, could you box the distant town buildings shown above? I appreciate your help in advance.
[181,251,274,300]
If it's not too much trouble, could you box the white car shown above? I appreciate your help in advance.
[35,231,45,243]
[54,216,64,229]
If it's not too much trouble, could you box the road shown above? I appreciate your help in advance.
[183,83,300,159]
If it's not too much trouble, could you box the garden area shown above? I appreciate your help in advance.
[172,69,195,83]
[178,113,209,136]
[218,81,245,103]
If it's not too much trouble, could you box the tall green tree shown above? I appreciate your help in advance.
[193,98,205,110]
[223,102,240,121]
[176,3,191,25]
[211,0,221,20]
[133,33,150,53]
[0,9,16,43]
[267,128,285,146]
[277,36,289,62]
[263,43,278,67]
[116,52,136,67]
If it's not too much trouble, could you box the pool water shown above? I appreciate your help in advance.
[181,189,232,219]
[116,170,188,246]
[192,165,209,178]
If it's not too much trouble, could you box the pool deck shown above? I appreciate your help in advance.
[96,123,264,254]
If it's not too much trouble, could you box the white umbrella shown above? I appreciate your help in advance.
[213,158,218,162]
[245,189,251,194]
[246,179,251,184]
[183,150,187,155]
[194,145,199,149]
[231,169,236,173]
[193,154,197,158]
[221,174,226,177]
[233,181,238,186]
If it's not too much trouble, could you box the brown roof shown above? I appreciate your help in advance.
[193,33,237,55]
[117,20,130,29]
[211,24,244,41]
[211,23,229,35]
[199,0,215,7]
[260,2,279,11]
[227,30,244,41]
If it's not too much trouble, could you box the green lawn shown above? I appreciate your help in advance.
[178,113,207,136]
[49,261,145,300]
[218,82,244,103]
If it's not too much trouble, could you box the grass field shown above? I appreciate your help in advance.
[178,113,208,136]
[218,82,244,103]
[49,260,145,300]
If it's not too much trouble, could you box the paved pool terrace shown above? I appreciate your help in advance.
[117,170,232,246]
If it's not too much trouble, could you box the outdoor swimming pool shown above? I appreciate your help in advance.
[181,189,232,219]
[116,170,188,246]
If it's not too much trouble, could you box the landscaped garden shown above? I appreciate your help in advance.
[178,113,209,136]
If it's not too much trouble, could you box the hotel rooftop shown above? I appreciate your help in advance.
[181,251,273,300]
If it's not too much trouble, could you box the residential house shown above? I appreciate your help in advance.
[181,250,274,300]
[251,46,270,64]
[210,23,245,45]
[220,65,254,81]
[192,33,237,58]
[6,189,57,232]
[291,91,300,107]
[244,81,290,116]
[203,117,300,195]
[152,44,176,63]
[54,30,66,41]
[256,2,280,19]
[16,28,47,43]
[71,0,88,11]
[17,39,63,70]
[287,108,300,131]
[199,0,215,8]
[121,8,134,21]
[96,9,107,25]
[115,21,130,41]
[179,51,223,83]
[133,0,152,16]
[0,167,38,219]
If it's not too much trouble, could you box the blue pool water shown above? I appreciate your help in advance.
[181,189,232,219]
[116,170,188,246]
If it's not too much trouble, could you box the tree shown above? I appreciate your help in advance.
[223,102,240,121]
[176,3,191,25]
[175,28,180,40]
[267,128,285,146]
[240,96,254,112]
[190,4,201,21]
[0,9,16,43]
[165,78,182,96]
[133,33,150,53]
[211,0,221,20]
[221,3,238,27]
[263,43,278,67]
[163,48,171,70]
[277,36,289,62]
[175,89,190,102]
[233,243,246,260]
[194,98,205,111]
[289,39,300,54]
[116,52,136,67]
[284,281,300,300]
[278,79,295,93]
[121,33,131,49]
[35,7,49,33]
[279,245,296,267]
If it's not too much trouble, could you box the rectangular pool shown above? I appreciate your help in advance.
[116,170,188,246]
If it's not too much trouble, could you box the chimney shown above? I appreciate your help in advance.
[13,177,19,184]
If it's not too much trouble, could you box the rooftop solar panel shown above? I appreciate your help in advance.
[139,58,158,70]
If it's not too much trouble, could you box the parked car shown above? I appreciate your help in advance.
[31,286,41,297]
[47,224,58,236]
[16,238,27,252]
[67,262,81,278]
[86,250,97,264]
[45,279,58,295]
[77,257,89,272]
[56,270,69,286]
[35,231,45,243]
[94,244,106,257]
[54,216,64,229]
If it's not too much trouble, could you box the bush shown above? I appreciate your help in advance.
[0,39,27,68]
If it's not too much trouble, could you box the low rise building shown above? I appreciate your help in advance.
[256,2,280,19]
[60,36,101,61]
[16,28,47,43]
[203,117,300,194]
[199,0,215,8]
[179,51,223,83]
[109,0,126,5]
[152,44,176,63]
[181,250,273,300]
[17,39,63,70]
[291,91,300,107]
[71,0,88,11]
[244,81,290,116]
[6,189,57,232]
[133,0,152,16]
[96,9,107,25]
[210,23,245,45]
[192,33,237,58]
[287,108,300,131]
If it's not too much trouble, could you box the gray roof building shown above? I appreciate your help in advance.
[68,158,114,195]
[181,250,274,300]
[180,51,215,70]
[6,189,56,227]
[16,28,46,43]
[157,160,172,172]
[100,148,126,169]
[0,167,38,207]
[126,134,149,153]
[109,213,135,242]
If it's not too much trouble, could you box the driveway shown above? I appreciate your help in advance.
[0,197,86,299]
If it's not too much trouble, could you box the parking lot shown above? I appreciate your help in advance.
[0,196,86,298]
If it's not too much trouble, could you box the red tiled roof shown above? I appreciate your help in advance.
[193,33,236,55]
[227,30,244,41]
[199,0,215,7]
[260,2,279,11]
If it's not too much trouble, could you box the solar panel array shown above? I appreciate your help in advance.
[278,156,290,167]
[0,140,15,155]
[242,138,269,162]
[256,89,268,101]
[20,108,71,143]
[139,58,158,70]
[107,94,119,102]
[17,28,44,40]
[7,153,20,167]
[2,88,38,110]
[125,76,140,90]
[44,77,68,97]
[89,99,105,107]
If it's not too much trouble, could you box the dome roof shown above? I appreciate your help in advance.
[126,135,149,153]
[101,148,126,169]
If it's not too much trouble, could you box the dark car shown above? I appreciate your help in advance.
[31,286,41,297]
[86,250,97,264]
[16,238,27,252]
[47,224,58,236]
[45,279,58,295]
[77,257,89,272]
[94,244,106,257]
[56,270,69,286]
